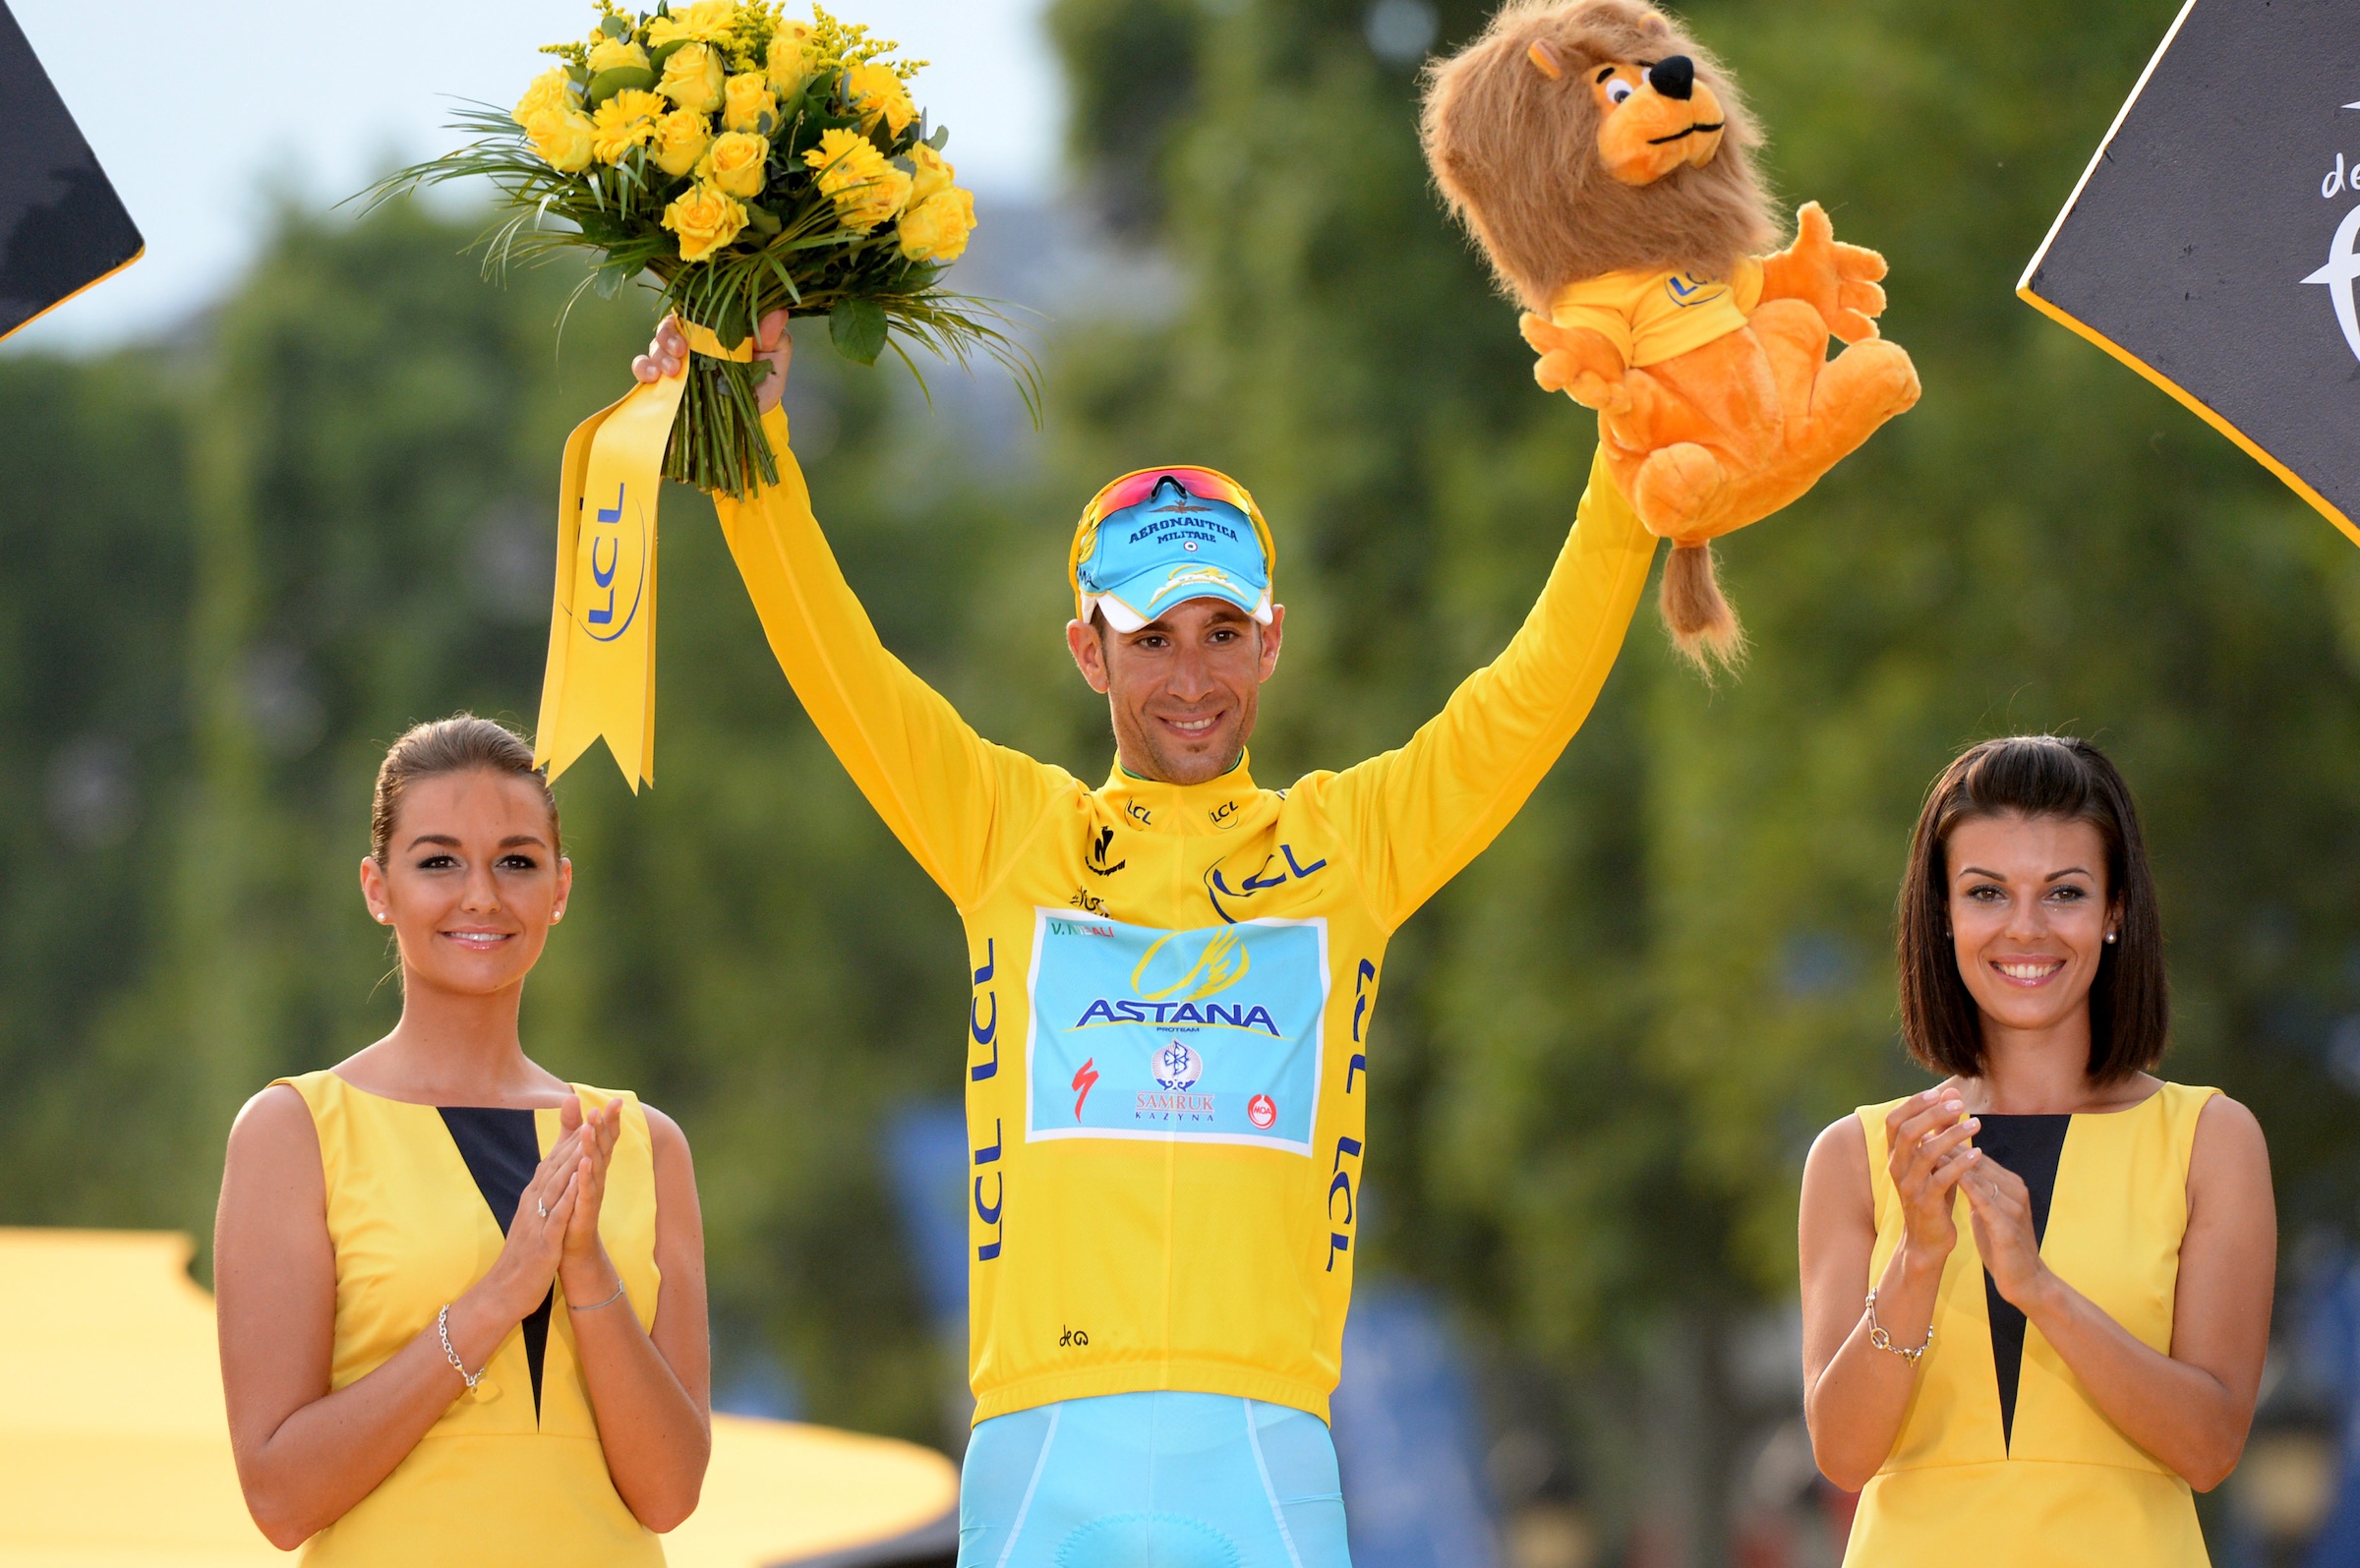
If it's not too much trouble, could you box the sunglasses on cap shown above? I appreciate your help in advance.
[1069,464,1276,608]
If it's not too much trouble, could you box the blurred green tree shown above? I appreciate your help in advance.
[0,348,194,1219]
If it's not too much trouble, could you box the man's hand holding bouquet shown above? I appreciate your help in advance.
[370,0,1030,497]
[366,2,1032,788]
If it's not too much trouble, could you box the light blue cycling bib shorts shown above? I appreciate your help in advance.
[958,1391,1352,1568]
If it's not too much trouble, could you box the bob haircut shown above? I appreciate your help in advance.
[1897,735,2167,1082]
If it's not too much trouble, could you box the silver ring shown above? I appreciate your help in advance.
[537,1199,549,1219]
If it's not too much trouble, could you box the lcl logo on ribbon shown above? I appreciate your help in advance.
[581,482,649,643]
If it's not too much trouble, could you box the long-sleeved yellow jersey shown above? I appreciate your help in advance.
[714,409,1656,1422]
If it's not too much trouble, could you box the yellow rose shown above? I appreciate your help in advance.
[657,40,726,114]
[895,188,975,263]
[587,35,649,75]
[524,106,598,173]
[801,126,878,185]
[590,88,666,164]
[765,21,815,96]
[648,0,738,48]
[841,61,916,137]
[698,131,768,199]
[662,181,748,262]
[648,108,712,177]
[721,72,776,133]
[802,127,913,233]
[512,67,576,128]
[906,144,955,207]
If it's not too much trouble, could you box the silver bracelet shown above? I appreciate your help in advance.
[437,1304,485,1390]
[1865,1289,1934,1365]
[568,1280,628,1312]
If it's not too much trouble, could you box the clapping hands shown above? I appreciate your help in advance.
[555,1095,625,1304]
[1883,1083,1979,1266]
[1883,1085,2054,1308]
[1963,1154,2051,1309]
[478,1095,624,1324]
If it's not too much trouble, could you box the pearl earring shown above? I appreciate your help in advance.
[2104,932,2117,944]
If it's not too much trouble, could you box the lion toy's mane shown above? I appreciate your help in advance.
[1420,0,1782,310]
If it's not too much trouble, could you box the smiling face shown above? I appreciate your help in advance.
[1066,597,1285,785]
[359,769,570,1001]
[1945,812,2119,1043]
[1589,55,1727,185]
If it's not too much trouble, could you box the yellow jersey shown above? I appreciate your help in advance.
[1848,1084,2219,1566]
[713,411,1655,1422]
[1545,259,1764,369]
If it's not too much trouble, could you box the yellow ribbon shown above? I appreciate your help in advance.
[678,320,755,361]
[534,323,754,788]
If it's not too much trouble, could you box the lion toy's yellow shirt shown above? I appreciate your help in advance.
[1547,258,1765,369]
[712,410,1654,1423]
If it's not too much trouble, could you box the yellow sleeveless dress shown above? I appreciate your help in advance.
[275,1070,667,1566]
[1847,1081,2218,1566]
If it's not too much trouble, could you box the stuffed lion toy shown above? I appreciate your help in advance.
[1421,0,1920,667]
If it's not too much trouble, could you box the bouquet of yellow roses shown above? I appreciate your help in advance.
[368,0,1030,497]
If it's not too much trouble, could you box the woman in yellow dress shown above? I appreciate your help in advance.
[1799,734,2275,1566]
[213,716,711,1562]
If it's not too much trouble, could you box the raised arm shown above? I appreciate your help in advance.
[653,318,1066,910]
[1307,444,1656,929]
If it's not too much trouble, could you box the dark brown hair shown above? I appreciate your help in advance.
[1897,735,2167,1081]
[370,715,559,865]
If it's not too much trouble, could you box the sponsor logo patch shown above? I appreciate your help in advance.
[1025,906,1327,1152]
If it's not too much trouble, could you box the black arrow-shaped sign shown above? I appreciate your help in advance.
[0,0,143,341]
[2021,0,2360,543]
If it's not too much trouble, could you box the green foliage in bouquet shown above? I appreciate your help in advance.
[363,1,1036,497]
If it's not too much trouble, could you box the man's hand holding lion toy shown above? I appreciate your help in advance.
[1423,0,1921,668]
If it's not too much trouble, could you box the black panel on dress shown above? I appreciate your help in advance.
[1973,1114,2071,1451]
[438,1106,553,1420]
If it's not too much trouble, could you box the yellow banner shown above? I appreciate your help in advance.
[534,324,752,788]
